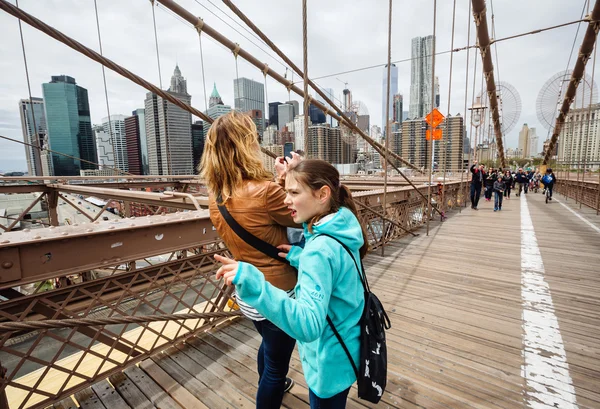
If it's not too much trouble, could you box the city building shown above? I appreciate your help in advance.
[559,103,600,169]
[393,94,403,124]
[399,118,428,168]
[268,102,281,128]
[357,115,370,134]
[286,100,300,118]
[42,75,97,175]
[382,64,398,134]
[518,123,530,158]
[124,109,149,175]
[438,114,465,171]
[102,115,128,173]
[306,124,350,164]
[263,124,278,146]
[234,77,264,127]
[260,144,284,173]
[309,103,326,124]
[277,104,294,130]
[203,88,232,136]
[293,115,310,152]
[409,35,437,119]
[528,127,539,157]
[191,120,204,173]
[315,87,336,126]
[93,124,115,169]
[245,109,264,139]
[144,65,193,175]
[19,97,46,176]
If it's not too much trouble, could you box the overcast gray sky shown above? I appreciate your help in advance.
[0,0,590,172]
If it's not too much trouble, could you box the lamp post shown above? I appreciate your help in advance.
[468,96,487,166]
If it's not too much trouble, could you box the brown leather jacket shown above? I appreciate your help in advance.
[209,180,300,291]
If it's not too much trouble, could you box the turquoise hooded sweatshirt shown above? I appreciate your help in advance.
[233,206,365,398]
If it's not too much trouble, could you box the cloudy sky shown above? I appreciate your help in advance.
[0,0,591,172]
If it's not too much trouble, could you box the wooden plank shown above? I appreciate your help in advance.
[166,344,255,408]
[108,372,155,409]
[124,365,183,409]
[74,387,106,409]
[52,396,78,409]
[91,380,131,409]
[151,349,234,409]
[139,359,208,409]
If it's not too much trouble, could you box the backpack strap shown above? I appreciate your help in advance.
[326,315,359,378]
[216,194,289,265]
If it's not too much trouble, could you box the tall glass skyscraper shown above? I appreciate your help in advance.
[382,64,398,135]
[409,35,439,119]
[42,75,97,175]
[19,97,46,176]
[234,77,264,119]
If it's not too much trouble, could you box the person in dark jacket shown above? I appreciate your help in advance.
[484,168,497,201]
[493,175,505,211]
[502,170,513,199]
[542,168,557,200]
[514,168,528,196]
[470,161,485,210]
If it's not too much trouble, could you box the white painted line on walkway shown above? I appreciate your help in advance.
[521,195,579,409]
[555,199,600,234]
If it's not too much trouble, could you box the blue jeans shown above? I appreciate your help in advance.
[253,319,296,409]
[494,191,503,209]
[309,387,351,409]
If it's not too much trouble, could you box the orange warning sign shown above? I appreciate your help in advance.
[425,129,443,141]
[424,108,445,129]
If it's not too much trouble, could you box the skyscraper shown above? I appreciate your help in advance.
[528,127,539,157]
[278,104,294,130]
[234,78,264,124]
[93,124,115,169]
[191,120,204,172]
[124,109,149,175]
[19,97,46,176]
[209,82,223,108]
[268,102,282,128]
[382,63,398,134]
[308,103,326,124]
[144,66,193,175]
[102,115,128,173]
[315,87,336,126]
[286,100,300,118]
[409,35,436,119]
[393,94,403,123]
[518,123,530,158]
[203,83,232,136]
[42,75,97,175]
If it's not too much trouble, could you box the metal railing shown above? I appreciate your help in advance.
[555,179,600,212]
[0,179,469,409]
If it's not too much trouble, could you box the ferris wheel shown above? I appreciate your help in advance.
[536,70,599,131]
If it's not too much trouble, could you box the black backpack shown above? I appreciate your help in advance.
[318,234,391,404]
[216,201,391,403]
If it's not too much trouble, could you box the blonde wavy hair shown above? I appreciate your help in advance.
[199,111,272,202]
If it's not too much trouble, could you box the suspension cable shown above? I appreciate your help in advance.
[441,0,458,216]
[426,0,438,236]
[302,0,309,158]
[197,25,209,111]
[381,0,393,256]
[15,0,42,176]
[460,0,473,212]
[94,0,119,174]
[151,0,164,89]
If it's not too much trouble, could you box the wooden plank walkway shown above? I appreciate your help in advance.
[45,191,600,408]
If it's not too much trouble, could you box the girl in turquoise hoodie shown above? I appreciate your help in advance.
[216,159,369,408]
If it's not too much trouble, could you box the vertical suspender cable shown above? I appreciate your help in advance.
[460,0,473,212]
[442,0,458,215]
[94,0,120,175]
[302,0,309,157]
[263,71,269,141]
[16,0,42,176]
[151,0,163,89]
[581,43,596,208]
[382,0,393,256]
[197,24,209,112]
[426,0,438,236]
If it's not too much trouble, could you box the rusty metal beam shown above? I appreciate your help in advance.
[48,184,208,209]
[0,211,219,288]
[544,1,600,164]
[471,0,506,168]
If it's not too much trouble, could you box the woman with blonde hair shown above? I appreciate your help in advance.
[200,110,299,408]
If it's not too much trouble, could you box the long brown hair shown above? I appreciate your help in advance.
[199,111,272,201]
[287,159,370,258]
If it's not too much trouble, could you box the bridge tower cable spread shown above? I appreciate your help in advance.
[543,0,600,165]
[471,0,507,168]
